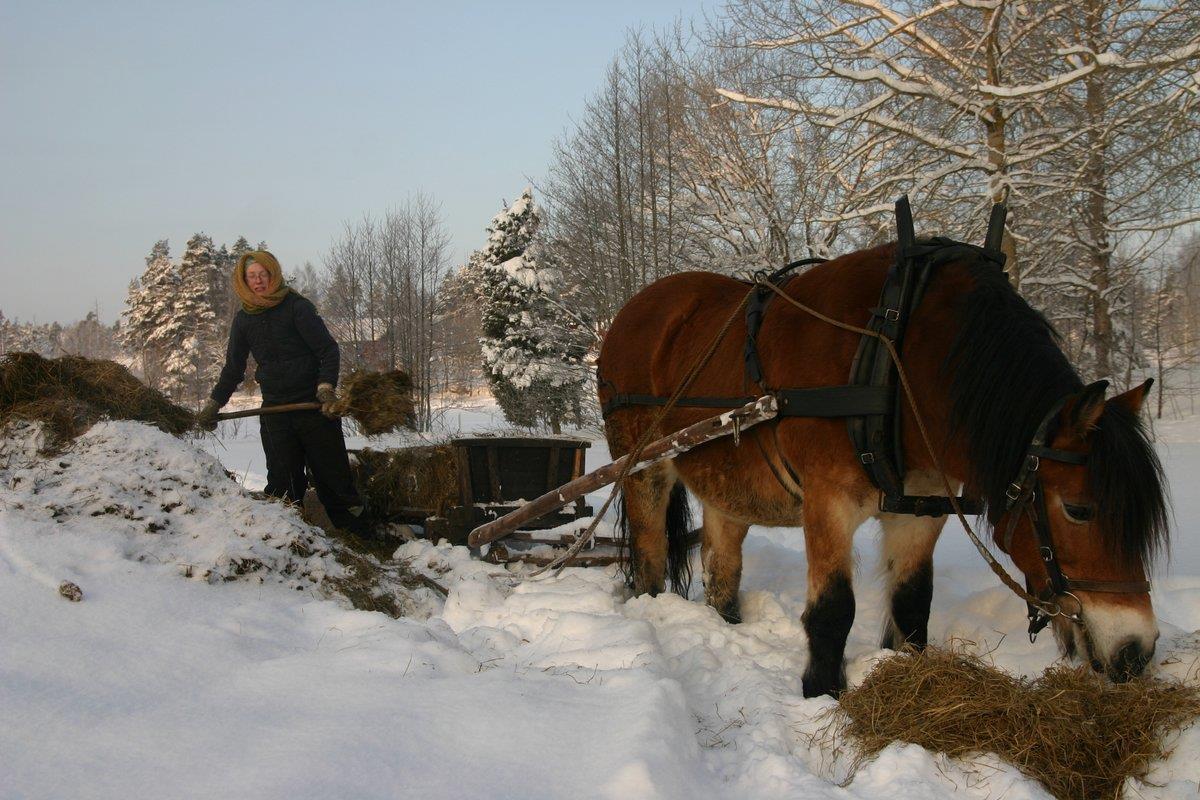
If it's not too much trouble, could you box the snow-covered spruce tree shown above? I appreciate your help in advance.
[214,243,234,320]
[2,320,62,357]
[478,189,589,433]
[121,240,179,388]
[162,233,223,403]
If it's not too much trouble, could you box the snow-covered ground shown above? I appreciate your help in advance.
[3,401,1199,799]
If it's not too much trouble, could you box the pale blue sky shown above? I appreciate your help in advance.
[1,0,709,323]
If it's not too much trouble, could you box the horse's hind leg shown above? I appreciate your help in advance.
[801,482,871,698]
[619,463,676,597]
[878,511,946,651]
[701,503,749,623]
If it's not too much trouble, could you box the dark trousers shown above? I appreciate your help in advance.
[259,410,362,528]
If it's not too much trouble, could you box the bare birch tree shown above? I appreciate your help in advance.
[320,195,450,430]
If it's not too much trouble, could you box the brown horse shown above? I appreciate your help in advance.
[597,242,1168,698]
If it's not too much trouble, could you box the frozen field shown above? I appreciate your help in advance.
[2,399,1198,799]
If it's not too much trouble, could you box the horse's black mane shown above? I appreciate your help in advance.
[945,258,1168,566]
[1088,402,1169,565]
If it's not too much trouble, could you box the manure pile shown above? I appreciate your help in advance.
[833,646,1200,800]
[0,352,194,447]
[353,445,459,518]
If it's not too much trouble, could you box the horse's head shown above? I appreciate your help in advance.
[994,379,1168,681]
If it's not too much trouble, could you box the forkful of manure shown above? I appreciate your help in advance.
[213,369,416,435]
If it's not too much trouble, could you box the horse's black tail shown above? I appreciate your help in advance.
[664,480,694,597]
[615,479,693,597]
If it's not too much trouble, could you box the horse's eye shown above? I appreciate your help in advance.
[1062,502,1094,523]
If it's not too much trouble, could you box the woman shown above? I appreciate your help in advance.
[197,251,371,537]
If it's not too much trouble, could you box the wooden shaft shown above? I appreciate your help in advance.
[485,553,626,568]
[467,395,778,548]
[215,402,322,420]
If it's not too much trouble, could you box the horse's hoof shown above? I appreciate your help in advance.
[717,602,742,624]
[801,679,844,700]
[802,665,847,699]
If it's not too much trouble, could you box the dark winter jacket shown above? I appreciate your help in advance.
[211,292,339,407]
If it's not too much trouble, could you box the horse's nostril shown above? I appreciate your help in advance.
[1109,640,1152,682]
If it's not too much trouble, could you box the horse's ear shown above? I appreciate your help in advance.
[1067,380,1109,437]
[1108,378,1153,416]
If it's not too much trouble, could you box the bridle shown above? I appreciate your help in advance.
[999,395,1152,641]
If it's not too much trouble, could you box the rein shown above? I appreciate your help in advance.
[754,277,1087,630]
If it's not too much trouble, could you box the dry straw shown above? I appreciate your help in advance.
[335,369,416,435]
[830,644,1200,800]
[0,352,194,448]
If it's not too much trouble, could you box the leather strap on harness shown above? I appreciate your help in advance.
[847,197,916,497]
[846,197,1005,517]
[745,257,827,387]
[601,385,890,419]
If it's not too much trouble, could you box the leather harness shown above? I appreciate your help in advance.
[600,197,1153,635]
[601,197,999,518]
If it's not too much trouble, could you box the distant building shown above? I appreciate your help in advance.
[324,317,395,370]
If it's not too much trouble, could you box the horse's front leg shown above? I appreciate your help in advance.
[801,482,871,698]
[878,510,947,651]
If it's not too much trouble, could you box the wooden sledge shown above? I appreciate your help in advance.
[467,395,779,551]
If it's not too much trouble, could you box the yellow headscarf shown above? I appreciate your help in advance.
[233,250,291,313]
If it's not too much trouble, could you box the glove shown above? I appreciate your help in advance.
[196,398,221,432]
[316,383,340,419]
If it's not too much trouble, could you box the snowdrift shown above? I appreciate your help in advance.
[0,418,438,615]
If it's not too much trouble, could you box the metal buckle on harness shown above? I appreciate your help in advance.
[1026,454,1040,472]
[1006,481,1024,502]
[1040,545,1055,562]
[860,452,875,465]
[1028,609,1051,643]
[1059,591,1084,625]
[883,308,900,322]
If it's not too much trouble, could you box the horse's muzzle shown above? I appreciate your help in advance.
[1102,639,1154,682]
[1057,603,1158,682]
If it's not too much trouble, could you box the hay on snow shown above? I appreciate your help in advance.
[830,644,1200,800]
